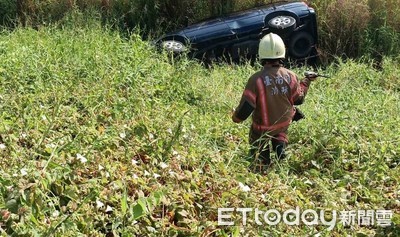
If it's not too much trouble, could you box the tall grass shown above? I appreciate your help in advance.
[0,22,399,236]
[314,0,370,59]
[311,0,400,62]
[2,0,400,61]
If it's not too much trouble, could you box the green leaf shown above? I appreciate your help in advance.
[232,226,240,237]
[6,199,18,214]
[29,213,40,225]
[392,213,400,225]
[131,199,146,220]
[121,187,128,215]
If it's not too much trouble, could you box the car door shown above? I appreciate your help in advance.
[183,18,234,50]
[223,9,265,59]
[224,9,265,37]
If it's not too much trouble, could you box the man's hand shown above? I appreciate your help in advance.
[304,71,331,81]
[292,107,305,122]
[231,108,242,123]
[304,71,318,81]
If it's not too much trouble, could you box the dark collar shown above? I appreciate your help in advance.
[264,63,281,68]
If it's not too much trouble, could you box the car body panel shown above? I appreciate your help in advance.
[224,10,265,35]
[183,19,234,43]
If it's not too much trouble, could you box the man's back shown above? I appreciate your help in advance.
[245,65,297,135]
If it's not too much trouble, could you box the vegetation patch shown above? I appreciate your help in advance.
[0,24,399,236]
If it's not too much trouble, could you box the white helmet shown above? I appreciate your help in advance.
[258,33,286,59]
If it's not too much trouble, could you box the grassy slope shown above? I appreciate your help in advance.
[0,25,399,236]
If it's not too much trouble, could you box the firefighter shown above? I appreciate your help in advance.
[232,33,317,171]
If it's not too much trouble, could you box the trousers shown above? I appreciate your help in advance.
[249,128,288,165]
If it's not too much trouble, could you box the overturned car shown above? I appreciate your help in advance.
[155,1,319,64]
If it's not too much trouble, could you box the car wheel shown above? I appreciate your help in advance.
[161,40,187,53]
[268,15,296,32]
[288,31,315,59]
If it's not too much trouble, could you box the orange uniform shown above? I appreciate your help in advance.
[233,63,312,164]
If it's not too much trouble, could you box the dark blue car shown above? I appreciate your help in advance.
[156,1,318,64]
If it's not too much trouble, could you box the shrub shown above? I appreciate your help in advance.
[359,0,400,64]
[368,0,400,31]
[317,0,370,59]
[0,0,18,27]
[361,25,400,61]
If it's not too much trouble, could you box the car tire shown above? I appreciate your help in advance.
[160,40,187,53]
[265,11,298,35]
[268,15,296,30]
[288,31,315,59]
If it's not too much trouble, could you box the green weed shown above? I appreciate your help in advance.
[0,25,399,236]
